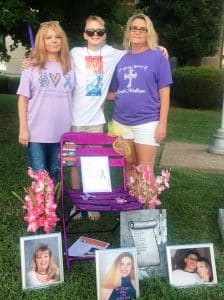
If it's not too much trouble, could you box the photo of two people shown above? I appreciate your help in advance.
[166,243,217,288]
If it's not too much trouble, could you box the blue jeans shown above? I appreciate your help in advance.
[27,142,60,185]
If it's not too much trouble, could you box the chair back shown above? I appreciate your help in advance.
[60,132,126,189]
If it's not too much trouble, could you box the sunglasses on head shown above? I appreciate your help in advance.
[85,29,106,37]
[40,21,59,27]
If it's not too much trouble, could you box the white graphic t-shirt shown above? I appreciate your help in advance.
[70,44,126,126]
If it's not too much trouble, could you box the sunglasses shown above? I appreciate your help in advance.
[40,21,59,27]
[85,29,106,37]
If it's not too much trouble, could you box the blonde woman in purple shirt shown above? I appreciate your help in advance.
[17,21,75,184]
[108,13,172,181]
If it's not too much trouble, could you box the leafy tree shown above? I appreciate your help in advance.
[0,0,37,61]
[0,0,135,61]
[137,0,224,65]
[27,0,135,46]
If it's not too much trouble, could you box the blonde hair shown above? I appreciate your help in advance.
[123,13,158,50]
[85,15,105,30]
[29,21,71,73]
[102,252,135,289]
[31,243,60,282]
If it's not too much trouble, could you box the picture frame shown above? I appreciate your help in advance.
[95,248,140,300]
[120,209,167,279]
[80,156,112,193]
[166,243,217,288]
[20,232,64,290]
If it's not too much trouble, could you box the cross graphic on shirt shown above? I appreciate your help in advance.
[124,69,137,88]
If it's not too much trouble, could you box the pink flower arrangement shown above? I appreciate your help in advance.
[127,163,170,209]
[13,168,60,233]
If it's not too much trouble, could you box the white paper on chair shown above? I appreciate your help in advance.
[80,156,112,193]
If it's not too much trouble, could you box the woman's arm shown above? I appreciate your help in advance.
[18,95,29,147]
[155,86,170,144]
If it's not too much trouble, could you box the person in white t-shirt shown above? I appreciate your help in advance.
[171,250,203,287]
[69,15,126,221]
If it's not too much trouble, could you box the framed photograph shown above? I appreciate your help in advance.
[80,156,112,193]
[95,248,140,300]
[120,209,167,279]
[166,243,217,288]
[20,232,64,290]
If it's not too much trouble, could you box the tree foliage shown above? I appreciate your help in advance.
[27,0,136,46]
[137,0,224,65]
[0,0,135,61]
[0,0,37,61]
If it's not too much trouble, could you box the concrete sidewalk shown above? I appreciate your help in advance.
[159,142,224,172]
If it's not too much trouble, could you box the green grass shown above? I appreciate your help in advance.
[1,94,224,299]
[167,107,221,144]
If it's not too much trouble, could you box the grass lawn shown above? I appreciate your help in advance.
[1,94,224,299]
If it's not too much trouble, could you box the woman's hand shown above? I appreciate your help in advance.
[21,58,32,70]
[158,46,169,60]
[155,121,167,144]
[19,127,29,147]
[107,92,116,100]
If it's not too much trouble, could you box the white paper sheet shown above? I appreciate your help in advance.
[81,156,112,193]
[68,236,110,257]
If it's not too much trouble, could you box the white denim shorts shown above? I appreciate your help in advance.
[113,120,159,146]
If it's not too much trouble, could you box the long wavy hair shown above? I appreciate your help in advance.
[197,257,213,282]
[29,21,71,73]
[123,13,158,50]
[31,243,60,281]
[101,252,135,289]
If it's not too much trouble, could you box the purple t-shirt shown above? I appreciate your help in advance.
[110,49,173,125]
[17,61,75,143]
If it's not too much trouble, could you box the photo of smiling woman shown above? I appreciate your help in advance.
[26,243,60,288]
[20,233,64,289]
[96,249,139,300]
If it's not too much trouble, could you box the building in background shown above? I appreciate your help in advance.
[4,35,26,75]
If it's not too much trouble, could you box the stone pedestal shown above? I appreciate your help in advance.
[218,209,224,241]
[208,128,224,155]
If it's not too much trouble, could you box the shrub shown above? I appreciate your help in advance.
[8,77,20,94]
[0,75,9,93]
[171,67,224,109]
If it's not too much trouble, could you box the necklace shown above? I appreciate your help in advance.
[36,271,47,275]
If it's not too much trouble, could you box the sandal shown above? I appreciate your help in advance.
[70,206,82,221]
[88,211,101,221]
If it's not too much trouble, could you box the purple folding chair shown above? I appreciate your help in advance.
[60,132,142,270]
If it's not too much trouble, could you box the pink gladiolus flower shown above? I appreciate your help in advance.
[17,168,60,233]
[127,163,170,209]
